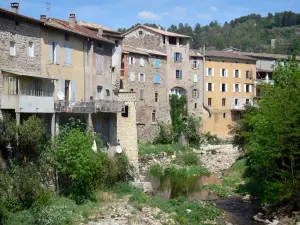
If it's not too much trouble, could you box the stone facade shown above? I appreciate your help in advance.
[122,26,204,143]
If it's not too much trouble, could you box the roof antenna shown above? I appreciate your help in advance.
[41,0,50,14]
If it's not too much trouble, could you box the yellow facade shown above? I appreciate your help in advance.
[41,27,85,102]
[203,59,256,136]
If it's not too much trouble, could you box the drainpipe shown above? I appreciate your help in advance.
[202,46,212,117]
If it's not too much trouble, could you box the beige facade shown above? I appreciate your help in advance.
[202,51,256,136]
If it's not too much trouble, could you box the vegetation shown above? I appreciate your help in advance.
[118,11,300,54]
[139,143,186,156]
[231,56,300,206]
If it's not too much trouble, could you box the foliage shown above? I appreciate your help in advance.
[138,143,185,156]
[182,116,201,145]
[0,113,17,151]
[112,183,220,225]
[175,151,201,166]
[232,56,300,205]
[201,132,222,145]
[203,184,234,197]
[153,122,173,144]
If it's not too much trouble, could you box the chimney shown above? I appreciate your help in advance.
[40,14,46,22]
[69,13,76,28]
[98,28,103,36]
[11,2,19,14]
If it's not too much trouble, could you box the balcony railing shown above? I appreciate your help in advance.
[54,100,125,113]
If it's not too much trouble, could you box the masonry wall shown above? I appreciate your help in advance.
[203,59,256,136]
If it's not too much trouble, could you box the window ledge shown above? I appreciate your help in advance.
[151,122,157,125]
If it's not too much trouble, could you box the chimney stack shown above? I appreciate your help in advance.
[11,2,19,14]
[69,13,76,28]
[40,14,46,22]
[98,28,103,36]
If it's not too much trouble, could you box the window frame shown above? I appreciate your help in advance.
[9,41,16,56]
[28,41,34,57]
[222,98,226,106]
[208,98,212,106]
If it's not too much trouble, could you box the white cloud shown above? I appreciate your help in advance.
[197,13,212,20]
[137,10,161,20]
[210,6,218,12]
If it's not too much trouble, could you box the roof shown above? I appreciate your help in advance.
[123,45,166,57]
[205,50,256,61]
[189,49,203,57]
[45,18,114,44]
[241,52,300,61]
[1,68,57,80]
[123,25,191,38]
[257,68,273,73]
[78,21,120,34]
[0,7,41,24]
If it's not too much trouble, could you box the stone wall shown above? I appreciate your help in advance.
[126,52,170,142]
[256,59,277,71]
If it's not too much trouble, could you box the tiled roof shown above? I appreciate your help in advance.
[78,21,120,34]
[189,49,203,57]
[205,50,256,61]
[123,25,191,38]
[123,45,166,57]
[45,18,115,44]
[0,7,41,24]
[241,52,300,61]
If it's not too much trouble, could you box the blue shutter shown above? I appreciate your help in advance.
[48,41,53,63]
[179,70,183,80]
[155,59,160,69]
[173,52,176,62]
[56,42,60,64]
[64,43,69,66]
[70,80,76,103]
[154,74,160,84]
[180,53,183,62]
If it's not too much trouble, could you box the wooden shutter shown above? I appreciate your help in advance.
[180,53,183,62]
[212,83,215,92]
[154,74,160,84]
[49,41,53,63]
[56,42,60,64]
[220,69,222,77]
[226,84,228,92]
[238,84,241,92]
[206,83,208,91]
[138,73,141,83]
[233,84,235,92]
[219,83,222,92]
[206,68,209,76]
[239,70,242,78]
[173,53,176,62]
[179,70,183,80]
[244,84,246,93]
[249,85,252,93]
[233,69,235,78]
[155,59,160,68]
[96,55,102,73]
[226,69,228,77]
[212,68,214,76]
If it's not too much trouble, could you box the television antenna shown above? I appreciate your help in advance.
[41,0,50,13]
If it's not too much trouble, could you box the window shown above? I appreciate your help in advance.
[138,30,143,36]
[193,74,198,83]
[139,73,145,83]
[122,105,129,117]
[155,92,158,102]
[169,36,176,45]
[50,41,58,64]
[140,89,144,100]
[140,57,145,66]
[65,80,70,101]
[3,77,18,95]
[96,42,103,50]
[106,89,110,96]
[235,99,238,106]
[129,56,134,65]
[130,89,134,92]
[246,99,250,104]
[97,85,103,99]
[223,113,226,118]
[234,69,239,78]
[246,70,251,79]
[221,68,226,77]
[176,70,182,80]
[207,83,213,92]
[244,84,252,93]
[221,83,226,92]
[15,21,19,26]
[194,103,197,109]
[120,79,124,89]
[64,33,70,41]
[155,59,160,68]
[192,89,199,98]
[64,42,72,66]
[9,41,16,56]
[152,110,156,123]
[129,72,135,82]
[28,42,34,57]
[234,84,240,92]
[192,60,197,69]
[174,52,182,62]
[154,74,161,84]
[163,35,166,44]
[222,98,226,106]
[208,98,212,106]
[207,68,213,76]
[115,40,119,47]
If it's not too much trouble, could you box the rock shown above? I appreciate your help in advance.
[269,220,280,225]
[226,222,233,225]
[296,222,300,225]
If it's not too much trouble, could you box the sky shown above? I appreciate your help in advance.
[0,0,299,30]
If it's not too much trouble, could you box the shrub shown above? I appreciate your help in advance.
[153,122,173,144]
[182,116,201,146]
[5,210,34,225]
[177,152,201,166]
[201,132,222,145]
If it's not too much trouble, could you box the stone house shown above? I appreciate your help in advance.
[122,25,204,142]
[202,50,256,136]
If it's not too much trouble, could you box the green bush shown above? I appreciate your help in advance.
[176,152,201,166]
[5,210,35,225]
[201,132,222,145]
[153,122,173,144]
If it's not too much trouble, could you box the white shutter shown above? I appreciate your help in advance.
[226,84,228,92]
[212,68,215,76]
[249,85,252,93]
[133,57,135,65]
[239,84,241,92]
[140,57,144,66]
[220,69,222,77]
[206,83,208,91]
[138,73,141,82]
[130,72,135,82]
[128,56,131,64]
[206,68,209,76]
[194,74,198,82]
[244,84,246,93]
[233,84,235,92]
[239,70,242,78]
[220,83,222,92]
[212,83,215,92]
[226,69,228,77]
[233,69,235,78]
[144,74,146,83]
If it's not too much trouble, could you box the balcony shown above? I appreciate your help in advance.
[54,99,125,113]
[231,97,252,111]
[1,76,55,113]
[255,70,274,85]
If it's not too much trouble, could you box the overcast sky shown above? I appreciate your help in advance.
[0,0,299,30]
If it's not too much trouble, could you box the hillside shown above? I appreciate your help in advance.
[118,11,300,54]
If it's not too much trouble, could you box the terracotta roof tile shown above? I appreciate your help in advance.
[205,50,256,61]
[241,52,300,61]
[78,21,120,34]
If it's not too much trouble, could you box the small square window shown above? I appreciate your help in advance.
[97,86,103,93]
[192,60,197,69]
[15,21,19,26]
[122,105,129,117]
[96,42,103,50]
[208,68,213,76]
[152,110,156,122]
[222,98,226,106]
[28,42,34,57]
[120,79,124,89]
[65,33,70,41]
[208,83,212,91]
[129,56,134,65]
[155,92,158,102]
[130,88,134,92]
[234,69,239,78]
[223,113,226,118]
[115,40,119,47]
[235,84,239,92]
[246,70,251,79]
[221,83,226,92]
[176,70,182,79]
[9,41,16,56]
[208,98,212,106]
[194,103,197,109]
[235,99,238,106]
[175,52,181,62]
[138,30,143,36]
[106,89,110,96]
[246,99,250,104]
